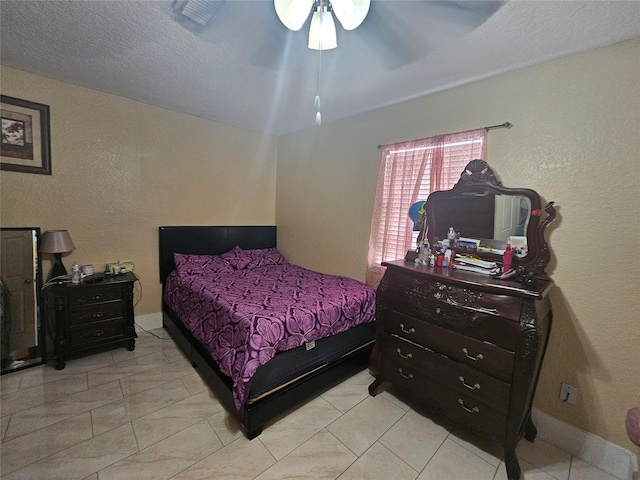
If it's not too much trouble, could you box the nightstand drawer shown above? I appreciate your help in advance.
[69,301,125,326]
[68,286,124,306]
[69,318,126,347]
[379,333,511,412]
[381,309,515,382]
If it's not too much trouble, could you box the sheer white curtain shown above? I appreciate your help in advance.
[366,129,487,287]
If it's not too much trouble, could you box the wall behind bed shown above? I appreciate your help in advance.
[0,66,277,320]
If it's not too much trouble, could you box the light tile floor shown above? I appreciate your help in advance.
[0,328,618,480]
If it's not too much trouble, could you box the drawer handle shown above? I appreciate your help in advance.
[398,368,414,379]
[399,323,415,334]
[435,307,441,314]
[438,284,446,291]
[462,348,484,361]
[458,376,481,390]
[79,329,107,341]
[91,294,104,301]
[458,399,479,414]
[396,348,413,359]
[446,298,499,316]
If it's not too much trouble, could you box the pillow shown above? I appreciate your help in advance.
[173,253,234,276]
[221,246,253,270]
[221,246,287,270]
[246,247,288,269]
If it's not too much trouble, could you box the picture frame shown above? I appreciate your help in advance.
[1,95,51,175]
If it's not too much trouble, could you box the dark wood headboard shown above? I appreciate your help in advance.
[159,226,277,283]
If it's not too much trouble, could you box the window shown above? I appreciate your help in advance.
[366,129,486,286]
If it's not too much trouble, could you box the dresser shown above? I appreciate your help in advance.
[369,260,553,480]
[45,273,137,369]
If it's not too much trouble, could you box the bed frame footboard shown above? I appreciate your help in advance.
[162,305,373,439]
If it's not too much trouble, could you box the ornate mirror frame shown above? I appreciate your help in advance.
[424,160,556,275]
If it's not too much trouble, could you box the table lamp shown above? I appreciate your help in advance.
[40,230,76,280]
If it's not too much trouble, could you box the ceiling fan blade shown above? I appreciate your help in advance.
[357,1,505,69]
[246,9,310,71]
[331,0,370,30]
[355,2,427,68]
[274,0,314,31]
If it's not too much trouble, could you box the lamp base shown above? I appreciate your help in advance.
[49,253,68,281]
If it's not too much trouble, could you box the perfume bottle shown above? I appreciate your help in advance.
[503,243,512,273]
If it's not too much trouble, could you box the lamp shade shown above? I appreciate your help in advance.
[308,10,337,50]
[40,230,76,254]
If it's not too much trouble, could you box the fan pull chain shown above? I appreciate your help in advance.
[315,49,322,125]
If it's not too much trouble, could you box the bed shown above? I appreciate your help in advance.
[159,226,376,439]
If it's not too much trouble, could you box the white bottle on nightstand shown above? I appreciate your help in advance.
[71,261,82,284]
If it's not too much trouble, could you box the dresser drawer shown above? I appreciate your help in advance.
[67,286,125,307]
[378,291,519,350]
[380,359,507,439]
[68,301,125,326]
[380,309,515,382]
[382,274,523,320]
[68,319,126,347]
[379,333,511,412]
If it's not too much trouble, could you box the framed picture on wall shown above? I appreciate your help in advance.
[1,95,51,175]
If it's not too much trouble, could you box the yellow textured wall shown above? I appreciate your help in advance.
[0,66,277,317]
[276,39,640,451]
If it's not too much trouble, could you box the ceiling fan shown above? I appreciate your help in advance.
[273,0,372,123]
[172,1,505,71]
[171,1,505,125]
[274,0,371,50]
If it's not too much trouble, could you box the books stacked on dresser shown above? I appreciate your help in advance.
[453,255,499,275]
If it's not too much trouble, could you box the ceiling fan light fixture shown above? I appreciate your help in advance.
[331,0,370,30]
[308,7,337,50]
[274,0,314,31]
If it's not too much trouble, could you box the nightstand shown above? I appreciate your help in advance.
[45,272,137,369]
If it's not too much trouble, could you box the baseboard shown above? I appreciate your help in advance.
[532,408,639,480]
[134,312,163,333]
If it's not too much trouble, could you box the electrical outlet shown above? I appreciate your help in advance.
[560,383,578,405]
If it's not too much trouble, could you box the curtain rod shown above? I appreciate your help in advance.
[376,122,512,150]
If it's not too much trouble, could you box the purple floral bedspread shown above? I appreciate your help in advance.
[163,256,376,409]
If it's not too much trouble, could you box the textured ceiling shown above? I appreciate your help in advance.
[1,1,638,136]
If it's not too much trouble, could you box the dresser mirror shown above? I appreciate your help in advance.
[424,160,555,275]
[1,227,45,374]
